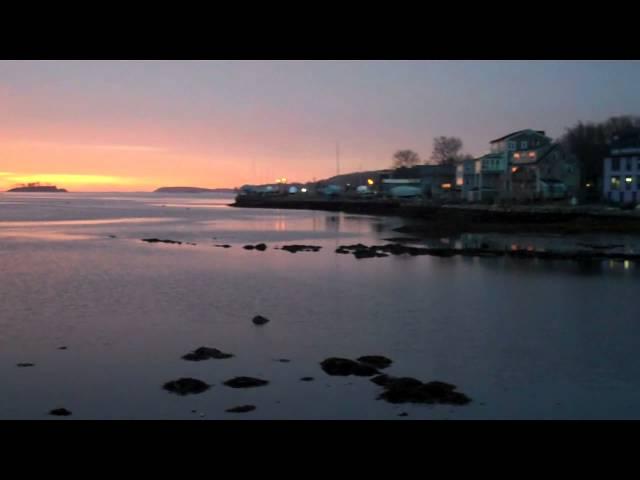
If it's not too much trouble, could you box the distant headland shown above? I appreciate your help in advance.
[7,183,68,193]
[154,187,236,194]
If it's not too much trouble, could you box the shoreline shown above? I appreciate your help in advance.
[232,196,640,236]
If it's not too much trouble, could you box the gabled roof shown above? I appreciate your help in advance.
[490,129,546,144]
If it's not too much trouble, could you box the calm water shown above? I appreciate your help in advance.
[1,192,639,420]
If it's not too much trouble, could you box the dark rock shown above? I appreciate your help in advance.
[370,374,394,386]
[398,412,409,417]
[142,238,183,245]
[255,243,267,251]
[280,245,322,253]
[243,245,255,250]
[58,346,68,350]
[49,408,72,416]
[215,244,232,248]
[357,356,393,369]
[300,377,315,382]
[226,405,257,413]
[252,315,270,325]
[335,248,350,254]
[16,363,35,368]
[182,347,234,361]
[320,358,379,377]
[108,235,117,239]
[354,249,379,259]
[163,378,211,395]
[276,359,291,363]
[376,377,471,405]
[224,377,269,388]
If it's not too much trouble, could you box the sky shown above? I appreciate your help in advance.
[1,60,639,191]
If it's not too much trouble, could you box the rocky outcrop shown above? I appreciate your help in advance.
[182,347,234,361]
[223,377,269,388]
[163,378,211,395]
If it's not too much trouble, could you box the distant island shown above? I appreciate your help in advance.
[154,187,236,194]
[7,183,68,193]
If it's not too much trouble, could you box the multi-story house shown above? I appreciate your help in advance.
[603,134,640,204]
[457,129,578,202]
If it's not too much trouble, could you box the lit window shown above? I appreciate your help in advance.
[512,167,519,173]
[611,176,620,190]
[441,183,452,190]
[626,176,633,190]
[521,141,528,149]
[528,152,536,158]
[514,153,521,159]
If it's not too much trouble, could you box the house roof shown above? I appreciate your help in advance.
[490,129,546,144]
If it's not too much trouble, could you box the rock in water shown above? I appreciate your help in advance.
[300,377,315,382]
[50,408,72,416]
[357,356,393,369]
[226,405,257,413]
[223,377,269,388]
[255,244,267,251]
[252,315,270,326]
[376,377,471,405]
[163,378,211,395]
[16,363,35,368]
[320,358,379,377]
[182,347,234,361]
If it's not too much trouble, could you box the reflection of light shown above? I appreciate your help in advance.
[624,260,630,270]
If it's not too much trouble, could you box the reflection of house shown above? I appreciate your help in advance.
[603,134,640,204]
[456,129,579,202]
[383,165,455,199]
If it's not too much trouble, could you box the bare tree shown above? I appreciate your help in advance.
[392,150,421,168]
[431,136,464,165]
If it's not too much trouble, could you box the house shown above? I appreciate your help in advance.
[456,129,578,202]
[511,143,580,201]
[383,164,456,199]
[602,134,640,205]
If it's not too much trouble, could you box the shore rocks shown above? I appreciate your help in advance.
[357,356,393,369]
[223,377,269,388]
[244,244,268,251]
[320,357,380,377]
[252,315,270,326]
[49,408,72,416]
[373,376,471,405]
[142,238,183,245]
[214,244,232,248]
[300,377,315,382]
[280,245,322,253]
[182,347,234,361]
[226,405,256,413]
[163,378,211,395]
[16,363,35,368]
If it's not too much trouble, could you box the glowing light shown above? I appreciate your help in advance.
[626,176,633,184]
[367,179,374,186]
[301,188,308,193]
[514,153,521,159]
[528,152,536,158]
[512,167,519,173]
[441,183,452,190]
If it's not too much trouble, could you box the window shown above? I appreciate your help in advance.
[612,158,620,171]
[627,158,633,171]
[611,176,620,190]
[521,141,528,149]
[626,176,633,190]
[508,141,516,151]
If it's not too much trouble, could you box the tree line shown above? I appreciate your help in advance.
[392,136,473,169]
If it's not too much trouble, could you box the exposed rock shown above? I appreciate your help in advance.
[182,347,234,361]
[300,377,315,382]
[108,235,118,239]
[252,315,270,326]
[376,376,471,405]
[226,405,257,413]
[275,359,291,363]
[16,363,35,368]
[243,245,255,250]
[398,412,409,417]
[163,378,211,395]
[320,357,379,377]
[223,377,269,388]
[58,346,68,350]
[215,244,232,248]
[280,245,322,253]
[142,238,182,245]
[255,243,267,251]
[357,356,393,369]
[49,408,72,416]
